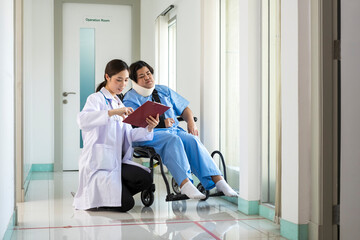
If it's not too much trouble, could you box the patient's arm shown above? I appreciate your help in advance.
[181,107,199,136]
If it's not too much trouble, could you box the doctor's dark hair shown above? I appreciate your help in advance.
[129,60,154,82]
[96,59,129,92]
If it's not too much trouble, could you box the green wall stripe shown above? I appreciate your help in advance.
[31,164,54,172]
[23,164,54,198]
[23,168,32,196]
[3,210,16,240]
[238,197,259,215]
[221,195,238,205]
[30,172,54,181]
[80,28,95,148]
[280,219,308,240]
[259,204,275,221]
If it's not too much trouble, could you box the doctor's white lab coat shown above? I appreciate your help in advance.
[73,88,153,210]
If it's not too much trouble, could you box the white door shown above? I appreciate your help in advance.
[62,3,132,170]
[340,0,360,238]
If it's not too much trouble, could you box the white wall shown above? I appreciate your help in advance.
[200,0,220,151]
[23,0,54,176]
[340,0,360,238]
[281,0,311,224]
[297,0,311,225]
[281,1,299,221]
[0,0,15,237]
[238,0,261,201]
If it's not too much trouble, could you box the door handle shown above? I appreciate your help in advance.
[63,92,76,97]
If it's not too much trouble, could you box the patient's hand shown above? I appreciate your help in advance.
[187,122,199,136]
[146,114,159,132]
[164,118,175,128]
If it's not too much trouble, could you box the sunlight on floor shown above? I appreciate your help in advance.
[12,172,285,239]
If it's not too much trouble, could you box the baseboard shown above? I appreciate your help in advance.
[24,163,54,197]
[259,204,275,221]
[2,209,16,240]
[31,163,54,172]
[238,197,259,215]
[23,169,32,199]
[221,195,238,205]
[280,218,309,240]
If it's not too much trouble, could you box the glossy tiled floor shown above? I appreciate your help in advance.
[12,171,286,240]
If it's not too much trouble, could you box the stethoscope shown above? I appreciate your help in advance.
[100,90,122,109]
[100,90,122,121]
[100,91,113,108]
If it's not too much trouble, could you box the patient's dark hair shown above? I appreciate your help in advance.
[129,60,154,82]
[96,59,129,92]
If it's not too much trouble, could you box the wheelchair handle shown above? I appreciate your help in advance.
[151,153,172,195]
[177,116,197,122]
[211,151,227,182]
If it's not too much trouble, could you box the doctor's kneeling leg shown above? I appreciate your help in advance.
[93,164,152,212]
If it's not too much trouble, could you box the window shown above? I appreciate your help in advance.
[155,14,176,90]
[168,17,177,91]
[260,0,281,205]
[219,0,240,193]
[220,0,240,170]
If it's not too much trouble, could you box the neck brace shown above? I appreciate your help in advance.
[132,80,155,97]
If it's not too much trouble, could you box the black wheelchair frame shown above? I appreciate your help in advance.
[118,93,230,207]
[133,117,228,207]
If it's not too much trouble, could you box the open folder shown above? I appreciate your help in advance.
[123,101,170,128]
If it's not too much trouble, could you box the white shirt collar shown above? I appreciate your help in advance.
[132,81,155,97]
[100,87,121,104]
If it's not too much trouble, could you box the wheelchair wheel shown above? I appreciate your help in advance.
[141,189,154,207]
[171,177,181,194]
[196,183,210,201]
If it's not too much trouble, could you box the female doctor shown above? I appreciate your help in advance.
[73,59,159,212]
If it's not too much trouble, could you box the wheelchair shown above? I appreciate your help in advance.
[133,117,228,207]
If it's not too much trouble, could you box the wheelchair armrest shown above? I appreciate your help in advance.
[177,116,197,122]
[133,146,157,158]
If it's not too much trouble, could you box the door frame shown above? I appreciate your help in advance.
[319,0,339,239]
[15,0,24,206]
[53,0,140,171]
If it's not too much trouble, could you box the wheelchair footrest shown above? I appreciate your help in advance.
[208,191,225,197]
[165,191,226,202]
[166,193,189,201]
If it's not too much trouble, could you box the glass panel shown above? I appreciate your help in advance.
[261,0,270,203]
[220,0,240,192]
[168,18,177,91]
[80,28,95,148]
[261,0,281,205]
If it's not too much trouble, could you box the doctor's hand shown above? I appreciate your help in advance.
[187,121,199,136]
[108,107,134,119]
[164,118,175,128]
[146,114,160,132]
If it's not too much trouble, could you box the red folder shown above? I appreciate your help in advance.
[123,101,170,128]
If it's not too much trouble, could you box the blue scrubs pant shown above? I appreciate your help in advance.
[133,127,221,190]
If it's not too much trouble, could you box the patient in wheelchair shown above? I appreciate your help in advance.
[123,60,238,200]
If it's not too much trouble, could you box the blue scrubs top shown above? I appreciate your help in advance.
[123,85,189,129]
